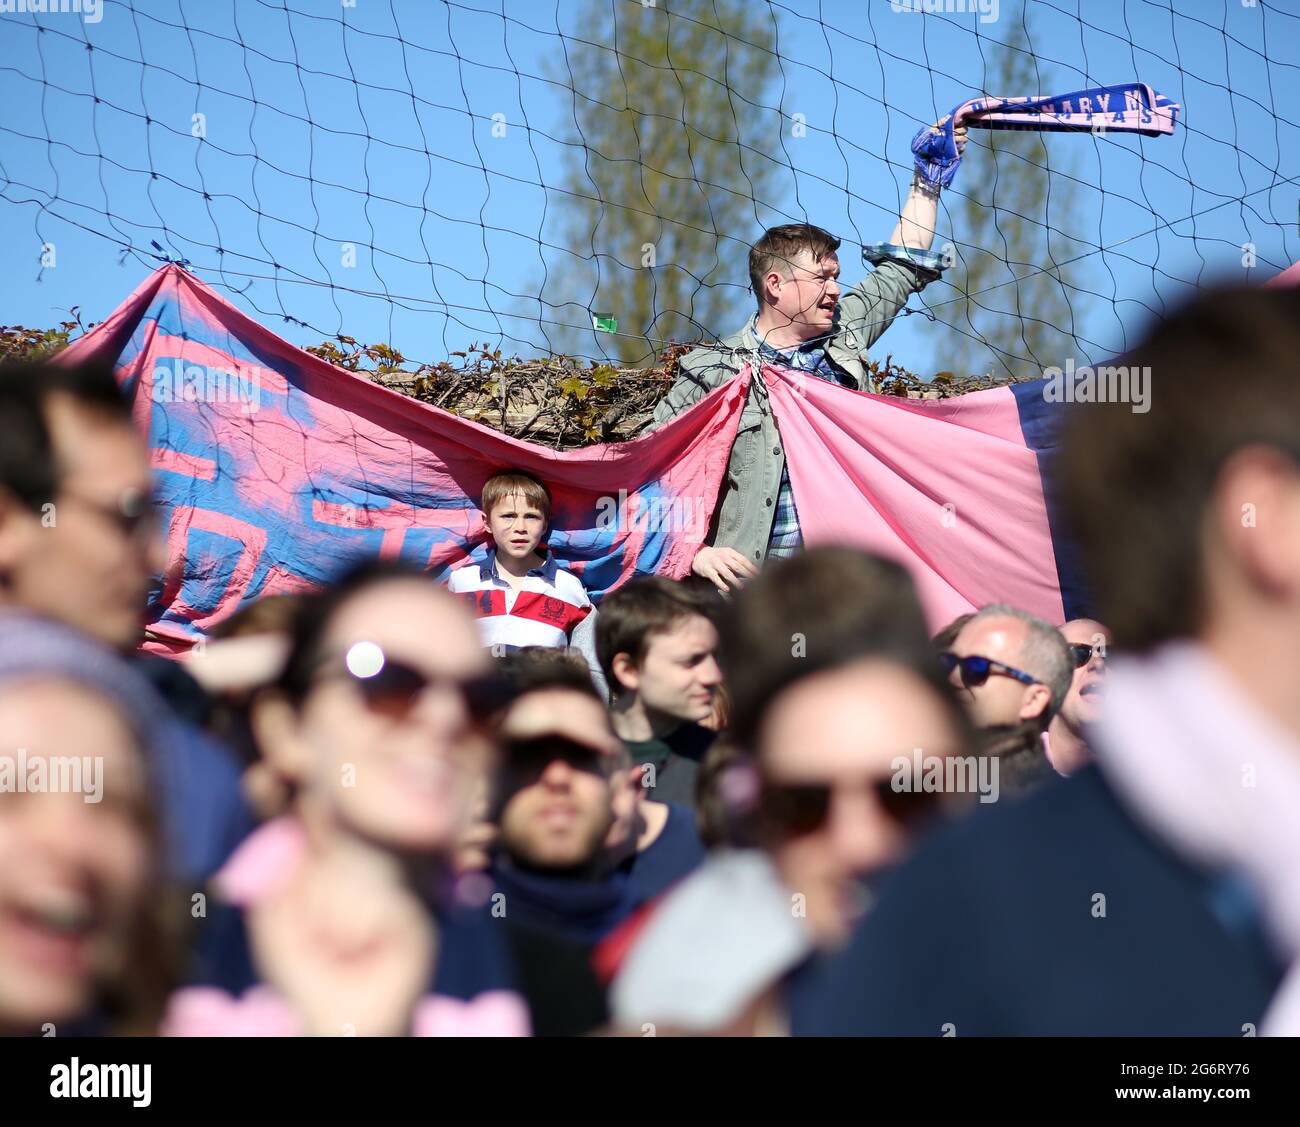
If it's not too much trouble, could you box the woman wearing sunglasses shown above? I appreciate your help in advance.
[612,652,977,1035]
[163,562,529,1037]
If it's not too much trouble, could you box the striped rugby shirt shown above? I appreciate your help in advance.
[447,549,593,653]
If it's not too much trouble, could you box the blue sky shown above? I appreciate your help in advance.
[1,0,1296,377]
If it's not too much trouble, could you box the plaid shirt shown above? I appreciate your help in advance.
[756,333,854,558]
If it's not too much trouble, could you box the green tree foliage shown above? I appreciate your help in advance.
[928,7,1094,380]
[0,320,80,362]
[545,0,781,365]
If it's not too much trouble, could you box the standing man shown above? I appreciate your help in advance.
[648,119,968,592]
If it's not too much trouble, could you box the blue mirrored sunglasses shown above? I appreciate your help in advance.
[939,651,1038,689]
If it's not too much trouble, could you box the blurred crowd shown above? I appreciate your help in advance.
[0,283,1298,1037]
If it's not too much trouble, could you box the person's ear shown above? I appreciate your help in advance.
[616,764,644,799]
[249,690,314,786]
[0,486,42,578]
[1019,683,1051,722]
[611,652,640,695]
[1213,446,1300,599]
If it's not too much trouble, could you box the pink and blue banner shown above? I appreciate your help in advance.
[766,365,1088,632]
[62,262,1129,650]
[60,265,743,655]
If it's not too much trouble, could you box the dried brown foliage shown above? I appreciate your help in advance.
[303,339,1022,449]
[3,317,1019,450]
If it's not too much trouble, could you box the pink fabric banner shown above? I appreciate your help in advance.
[763,364,1067,631]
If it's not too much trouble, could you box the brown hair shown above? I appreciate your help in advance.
[1054,284,1300,652]
[699,680,731,732]
[694,738,759,850]
[977,722,1056,797]
[209,595,305,640]
[748,223,841,307]
[717,547,934,749]
[481,470,551,522]
[0,358,131,515]
[595,577,714,692]
[495,645,600,702]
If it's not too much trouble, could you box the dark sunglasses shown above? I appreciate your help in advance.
[759,776,945,839]
[501,735,613,780]
[938,651,1038,690]
[61,487,159,543]
[313,642,513,723]
[1068,642,1106,669]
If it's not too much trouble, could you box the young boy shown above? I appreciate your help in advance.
[448,470,603,690]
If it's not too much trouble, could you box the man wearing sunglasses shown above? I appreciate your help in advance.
[0,360,252,883]
[489,675,641,947]
[941,604,1074,736]
[1044,619,1111,776]
[0,361,165,650]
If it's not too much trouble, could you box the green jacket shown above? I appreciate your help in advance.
[645,259,932,567]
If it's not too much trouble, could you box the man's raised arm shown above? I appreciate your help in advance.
[891,120,968,252]
[835,120,968,362]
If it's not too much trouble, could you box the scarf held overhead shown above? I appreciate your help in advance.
[913,82,1180,187]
